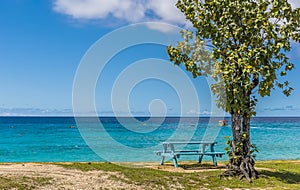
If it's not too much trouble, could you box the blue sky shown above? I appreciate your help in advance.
[0,0,300,117]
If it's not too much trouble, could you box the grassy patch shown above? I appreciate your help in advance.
[0,176,52,190]
[59,160,300,189]
[256,160,300,186]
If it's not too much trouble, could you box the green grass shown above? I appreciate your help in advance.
[0,176,52,190]
[58,160,300,189]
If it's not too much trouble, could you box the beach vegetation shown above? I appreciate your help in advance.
[58,161,300,189]
[0,176,51,190]
[167,0,300,182]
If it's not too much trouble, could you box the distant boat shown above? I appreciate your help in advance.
[218,120,228,126]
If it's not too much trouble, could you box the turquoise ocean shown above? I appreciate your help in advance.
[0,117,299,162]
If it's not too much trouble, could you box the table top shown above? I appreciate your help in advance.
[163,141,217,145]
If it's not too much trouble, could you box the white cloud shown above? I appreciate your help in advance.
[146,0,185,24]
[0,107,73,116]
[145,22,179,33]
[53,0,300,31]
[289,0,300,9]
[53,0,186,27]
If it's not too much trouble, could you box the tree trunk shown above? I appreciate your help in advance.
[242,116,251,157]
[221,113,258,182]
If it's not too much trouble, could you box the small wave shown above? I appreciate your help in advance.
[251,127,295,131]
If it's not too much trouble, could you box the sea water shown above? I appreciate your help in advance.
[0,117,299,162]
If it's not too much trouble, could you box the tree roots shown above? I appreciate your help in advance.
[220,157,258,183]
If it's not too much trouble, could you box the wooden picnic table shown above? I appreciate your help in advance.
[156,141,225,168]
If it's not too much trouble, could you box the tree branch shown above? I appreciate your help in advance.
[251,73,259,92]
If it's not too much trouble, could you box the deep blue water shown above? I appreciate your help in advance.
[0,117,299,162]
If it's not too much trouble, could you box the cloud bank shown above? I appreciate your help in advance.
[53,0,186,26]
[289,0,300,8]
[53,0,300,27]
[0,107,73,116]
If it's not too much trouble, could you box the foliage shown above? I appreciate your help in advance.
[224,135,258,162]
[168,0,300,117]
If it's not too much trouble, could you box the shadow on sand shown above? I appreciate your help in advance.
[180,163,226,170]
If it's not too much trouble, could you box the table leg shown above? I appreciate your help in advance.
[160,156,165,165]
[198,144,207,163]
[212,156,217,166]
[173,156,179,168]
[211,144,217,166]
[198,155,204,163]
[169,144,179,168]
[160,143,168,165]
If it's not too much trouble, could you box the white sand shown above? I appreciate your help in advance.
[0,163,144,190]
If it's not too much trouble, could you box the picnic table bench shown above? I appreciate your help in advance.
[156,141,225,168]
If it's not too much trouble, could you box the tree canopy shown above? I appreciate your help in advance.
[168,0,300,117]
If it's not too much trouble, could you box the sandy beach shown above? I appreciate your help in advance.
[0,162,207,189]
[0,163,144,190]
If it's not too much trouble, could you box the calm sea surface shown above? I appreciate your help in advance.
[0,117,299,162]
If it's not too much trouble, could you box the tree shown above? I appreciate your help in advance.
[167,0,300,182]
